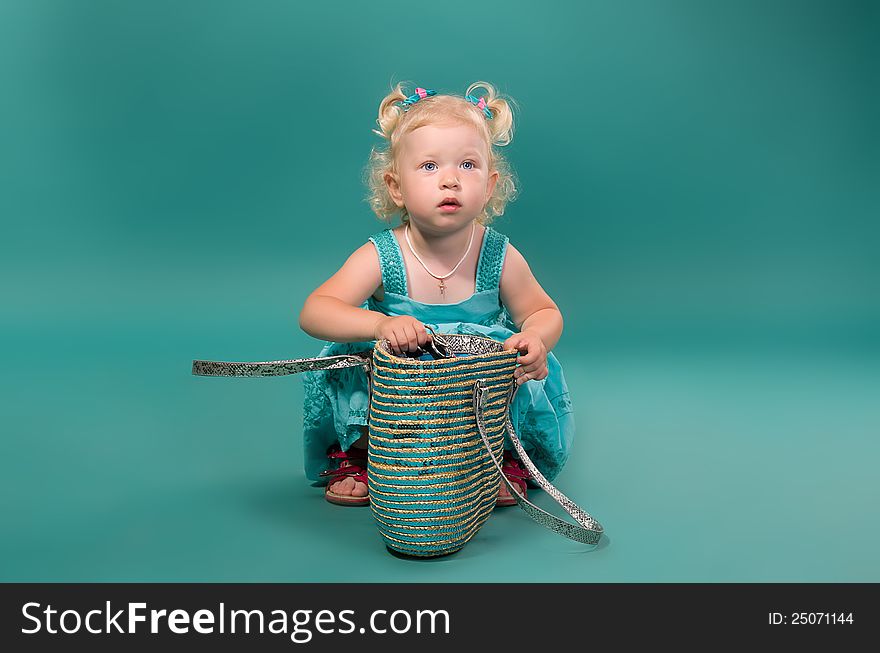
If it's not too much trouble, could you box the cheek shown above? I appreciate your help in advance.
[397,175,415,196]
[404,177,431,198]
[470,175,490,196]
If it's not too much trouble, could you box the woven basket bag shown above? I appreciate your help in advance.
[193,331,603,557]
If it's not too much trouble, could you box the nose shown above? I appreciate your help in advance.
[440,169,460,189]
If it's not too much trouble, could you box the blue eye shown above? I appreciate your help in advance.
[422,162,437,171]
[461,161,475,170]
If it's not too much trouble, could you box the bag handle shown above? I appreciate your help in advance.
[192,352,371,378]
[191,327,450,378]
[472,379,604,545]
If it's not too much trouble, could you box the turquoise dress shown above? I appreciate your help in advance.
[301,226,575,483]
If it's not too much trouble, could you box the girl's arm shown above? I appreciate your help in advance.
[498,244,564,351]
[298,243,385,343]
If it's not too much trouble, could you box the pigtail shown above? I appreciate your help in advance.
[372,82,409,140]
[366,82,409,223]
[466,81,515,147]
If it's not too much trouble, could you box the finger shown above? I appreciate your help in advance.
[397,324,413,351]
[389,332,402,355]
[403,324,419,351]
[416,323,430,346]
[523,365,544,381]
[399,324,416,351]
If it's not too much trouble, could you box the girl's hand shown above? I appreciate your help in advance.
[373,315,433,355]
[503,330,548,385]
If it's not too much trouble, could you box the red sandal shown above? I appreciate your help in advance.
[320,444,369,507]
[496,451,531,507]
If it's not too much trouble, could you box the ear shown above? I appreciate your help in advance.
[384,172,405,208]
[485,169,499,202]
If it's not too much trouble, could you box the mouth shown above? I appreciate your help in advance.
[438,198,461,210]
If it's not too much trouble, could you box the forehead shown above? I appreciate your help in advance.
[399,123,489,157]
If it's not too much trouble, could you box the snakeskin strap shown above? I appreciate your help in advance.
[191,333,502,378]
[192,352,371,377]
[473,379,604,546]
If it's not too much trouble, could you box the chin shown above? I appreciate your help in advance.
[413,215,467,227]
[433,219,474,231]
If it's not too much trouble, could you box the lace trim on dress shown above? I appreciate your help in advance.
[475,227,509,293]
[368,229,407,296]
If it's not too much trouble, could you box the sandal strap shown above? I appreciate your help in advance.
[501,454,532,481]
[321,444,369,485]
[502,464,531,481]
[320,464,368,485]
[326,444,367,465]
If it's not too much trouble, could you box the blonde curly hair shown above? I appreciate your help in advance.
[365,81,518,225]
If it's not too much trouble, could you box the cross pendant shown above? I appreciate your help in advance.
[438,278,446,297]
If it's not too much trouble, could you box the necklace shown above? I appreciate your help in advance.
[404,222,476,299]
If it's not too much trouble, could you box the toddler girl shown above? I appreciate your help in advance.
[298,82,574,507]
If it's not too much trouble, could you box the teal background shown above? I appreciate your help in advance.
[1,0,877,581]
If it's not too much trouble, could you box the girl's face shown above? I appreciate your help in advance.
[386,123,498,234]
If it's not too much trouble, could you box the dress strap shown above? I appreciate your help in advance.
[475,226,509,293]
[368,229,408,296]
